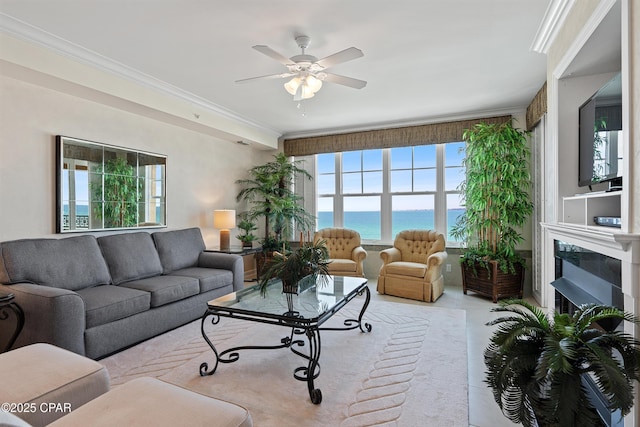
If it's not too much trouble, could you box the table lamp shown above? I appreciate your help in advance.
[213,209,236,250]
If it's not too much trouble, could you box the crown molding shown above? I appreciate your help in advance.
[0,13,281,139]
[530,0,575,54]
[552,0,618,78]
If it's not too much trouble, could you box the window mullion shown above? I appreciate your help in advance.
[334,152,343,227]
[435,145,446,234]
[381,148,392,242]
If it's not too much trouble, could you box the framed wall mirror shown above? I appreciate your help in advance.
[56,136,167,233]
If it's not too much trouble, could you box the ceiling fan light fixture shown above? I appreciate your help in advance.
[284,75,322,100]
[240,36,366,100]
[284,77,301,95]
[306,75,323,93]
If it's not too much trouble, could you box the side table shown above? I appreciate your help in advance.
[0,292,24,352]
[205,246,262,282]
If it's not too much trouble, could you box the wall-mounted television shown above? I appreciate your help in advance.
[578,72,623,190]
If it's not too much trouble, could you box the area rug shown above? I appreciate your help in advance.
[101,296,468,426]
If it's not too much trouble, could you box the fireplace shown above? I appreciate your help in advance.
[552,240,624,427]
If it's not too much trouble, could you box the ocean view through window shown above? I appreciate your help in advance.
[315,142,465,243]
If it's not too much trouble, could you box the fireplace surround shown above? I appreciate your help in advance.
[552,240,625,426]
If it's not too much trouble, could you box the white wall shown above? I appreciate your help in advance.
[0,75,275,244]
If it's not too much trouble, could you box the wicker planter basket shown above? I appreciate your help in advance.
[461,260,524,303]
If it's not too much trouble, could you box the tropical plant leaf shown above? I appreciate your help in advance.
[484,299,640,426]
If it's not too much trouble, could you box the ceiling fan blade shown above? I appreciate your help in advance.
[252,45,293,66]
[322,73,367,89]
[315,47,364,69]
[235,72,295,84]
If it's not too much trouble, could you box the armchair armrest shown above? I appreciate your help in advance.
[198,252,244,291]
[379,247,401,265]
[351,246,367,262]
[1,283,86,355]
[426,251,448,268]
[426,251,448,281]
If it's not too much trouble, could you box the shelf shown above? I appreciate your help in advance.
[562,191,621,227]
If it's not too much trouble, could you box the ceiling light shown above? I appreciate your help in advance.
[284,75,323,100]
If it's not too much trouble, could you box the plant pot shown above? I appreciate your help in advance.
[462,260,524,303]
[281,274,315,295]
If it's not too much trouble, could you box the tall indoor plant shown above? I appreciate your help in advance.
[485,299,640,426]
[450,120,533,301]
[236,153,315,250]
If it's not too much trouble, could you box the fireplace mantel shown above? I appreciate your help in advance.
[542,223,640,261]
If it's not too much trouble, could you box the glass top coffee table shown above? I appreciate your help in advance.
[199,275,371,404]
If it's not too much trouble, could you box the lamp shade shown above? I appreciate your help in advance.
[284,77,302,95]
[213,209,236,229]
[284,75,323,100]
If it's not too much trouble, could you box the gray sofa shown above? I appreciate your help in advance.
[0,227,243,359]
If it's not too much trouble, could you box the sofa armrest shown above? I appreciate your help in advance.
[198,252,244,292]
[351,246,367,262]
[0,283,86,355]
[379,247,401,265]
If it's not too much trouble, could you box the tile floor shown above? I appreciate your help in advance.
[370,280,532,427]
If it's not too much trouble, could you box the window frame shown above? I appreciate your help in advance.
[313,142,464,246]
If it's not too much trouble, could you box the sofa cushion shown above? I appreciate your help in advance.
[394,230,445,263]
[153,228,205,273]
[119,275,199,307]
[314,228,362,259]
[385,261,428,278]
[77,285,150,328]
[327,258,357,273]
[98,232,163,285]
[170,267,233,293]
[0,236,111,290]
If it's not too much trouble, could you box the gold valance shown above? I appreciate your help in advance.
[526,82,547,130]
[283,115,512,157]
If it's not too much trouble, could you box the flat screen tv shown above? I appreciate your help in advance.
[578,72,623,190]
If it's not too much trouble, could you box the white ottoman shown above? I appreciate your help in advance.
[49,377,253,427]
[0,343,110,426]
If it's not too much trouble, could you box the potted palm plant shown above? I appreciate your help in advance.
[450,120,533,302]
[258,238,331,295]
[235,214,257,248]
[485,299,640,426]
[236,152,315,251]
[237,153,316,276]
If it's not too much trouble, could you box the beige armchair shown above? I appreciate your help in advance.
[313,228,367,277]
[377,230,448,302]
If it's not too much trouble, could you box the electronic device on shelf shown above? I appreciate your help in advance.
[594,216,621,228]
[578,72,623,191]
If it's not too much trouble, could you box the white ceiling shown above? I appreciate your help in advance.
[0,0,550,139]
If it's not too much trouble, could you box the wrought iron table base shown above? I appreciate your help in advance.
[199,286,371,404]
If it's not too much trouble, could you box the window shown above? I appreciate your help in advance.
[314,142,465,244]
[444,143,465,241]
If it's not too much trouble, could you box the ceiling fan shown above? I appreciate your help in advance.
[235,35,366,101]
